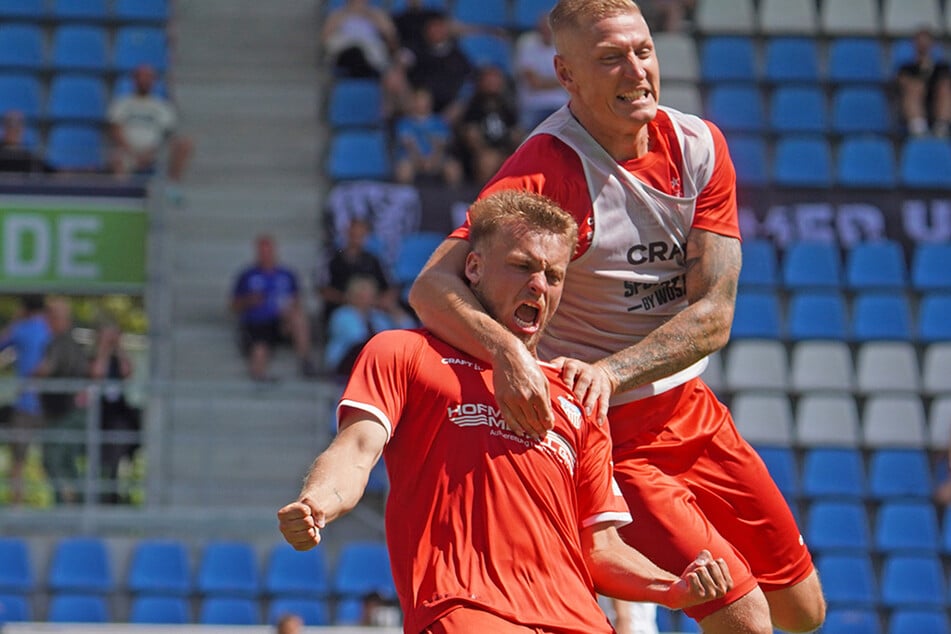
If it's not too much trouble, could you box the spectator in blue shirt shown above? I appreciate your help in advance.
[394,86,463,186]
[0,294,51,504]
[231,235,318,381]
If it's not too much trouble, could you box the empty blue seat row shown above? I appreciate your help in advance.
[819,553,947,610]
[323,0,552,31]
[0,0,168,23]
[0,25,168,74]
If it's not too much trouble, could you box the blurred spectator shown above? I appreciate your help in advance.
[32,298,88,505]
[513,13,567,130]
[394,87,463,186]
[639,0,695,33]
[455,65,523,185]
[318,217,395,329]
[107,64,194,189]
[323,0,408,115]
[275,613,303,634]
[88,320,139,505]
[406,13,474,124]
[392,0,450,63]
[0,294,50,505]
[0,110,47,173]
[897,28,951,138]
[231,234,319,381]
[324,275,415,377]
[607,598,659,634]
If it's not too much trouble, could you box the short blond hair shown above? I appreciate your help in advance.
[549,0,641,49]
[469,190,578,253]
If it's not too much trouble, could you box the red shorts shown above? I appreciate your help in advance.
[423,606,596,634]
[609,378,814,622]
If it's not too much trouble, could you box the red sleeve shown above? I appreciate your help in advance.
[337,329,423,438]
[575,411,631,528]
[448,135,594,250]
[693,121,741,240]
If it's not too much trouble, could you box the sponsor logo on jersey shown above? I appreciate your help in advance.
[440,357,485,372]
[626,240,686,265]
[558,395,582,429]
[447,403,505,429]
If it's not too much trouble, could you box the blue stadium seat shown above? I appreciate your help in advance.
[888,609,951,634]
[786,291,849,341]
[0,0,45,20]
[754,446,798,499]
[763,37,821,84]
[129,596,190,624]
[264,543,329,598]
[802,448,866,499]
[805,501,871,553]
[365,459,389,495]
[452,0,509,28]
[458,34,514,75]
[831,87,892,135]
[48,594,109,623]
[199,597,260,625]
[828,38,887,84]
[836,136,897,188]
[844,240,907,290]
[47,75,108,124]
[0,74,42,121]
[45,124,105,172]
[816,554,877,607]
[47,537,114,594]
[911,244,951,291]
[333,541,396,601]
[51,0,110,23]
[127,539,192,596]
[918,293,951,342]
[880,555,946,608]
[334,596,364,625]
[727,135,769,186]
[114,0,169,23]
[731,290,782,339]
[0,594,31,623]
[0,25,44,71]
[738,239,778,288]
[114,26,169,72]
[512,0,554,30]
[773,135,833,188]
[851,292,913,342]
[328,130,391,181]
[874,500,939,554]
[782,242,842,290]
[823,608,882,634]
[705,85,765,134]
[0,538,34,593]
[196,540,260,598]
[50,26,110,74]
[328,79,384,129]
[268,597,330,626]
[868,449,932,501]
[700,37,757,83]
[900,137,951,189]
[394,231,445,289]
[769,86,827,134]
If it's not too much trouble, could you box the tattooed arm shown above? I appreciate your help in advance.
[558,229,741,418]
[278,409,387,550]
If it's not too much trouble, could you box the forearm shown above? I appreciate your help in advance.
[584,528,680,606]
[297,432,381,524]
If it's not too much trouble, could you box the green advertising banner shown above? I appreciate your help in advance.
[0,197,147,292]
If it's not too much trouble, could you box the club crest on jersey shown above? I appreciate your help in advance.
[558,395,582,429]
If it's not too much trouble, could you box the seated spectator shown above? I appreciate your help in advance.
[455,65,523,185]
[107,64,194,190]
[393,87,463,186]
[514,13,568,130]
[405,13,474,125]
[322,0,408,115]
[0,110,47,173]
[275,613,303,634]
[88,319,139,505]
[0,294,51,505]
[324,275,415,377]
[318,217,395,329]
[231,234,319,381]
[897,27,951,138]
[32,298,88,505]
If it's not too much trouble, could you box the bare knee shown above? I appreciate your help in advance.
[765,570,826,633]
[697,588,773,634]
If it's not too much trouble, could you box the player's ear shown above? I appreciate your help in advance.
[464,251,483,286]
[554,55,573,89]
